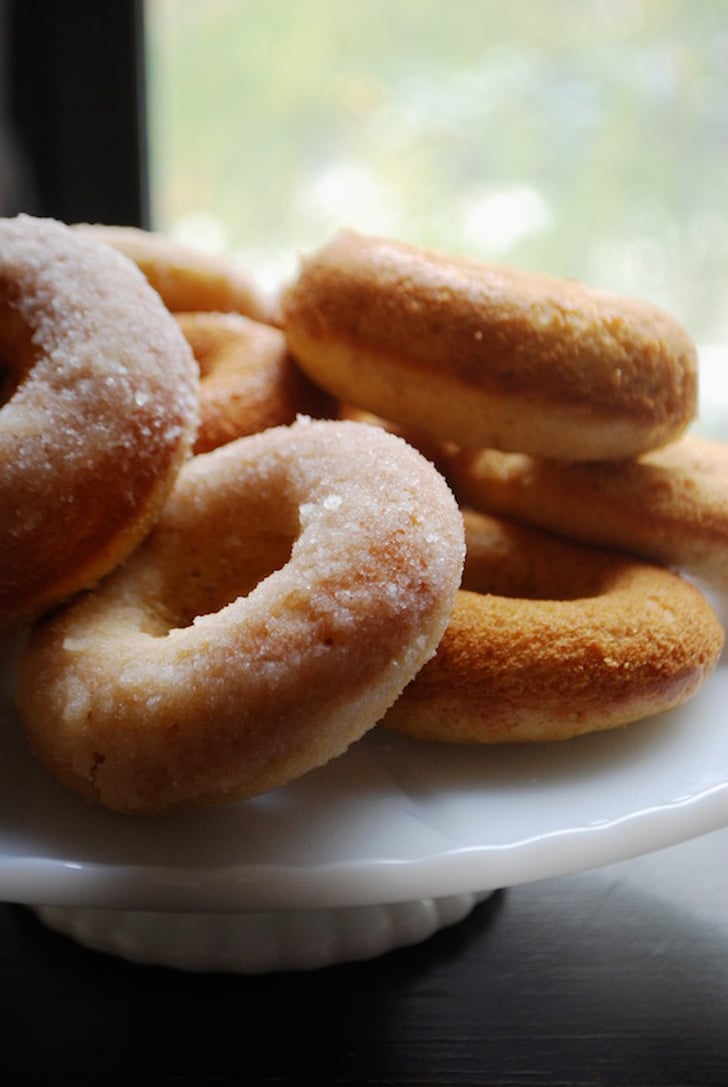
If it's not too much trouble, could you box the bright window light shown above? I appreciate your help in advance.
[145,0,728,345]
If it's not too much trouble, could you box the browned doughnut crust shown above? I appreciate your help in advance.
[73,223,275,324]
[0,215,199,632]
[382,510,724,744]
[176,311,336,454]
[282,230,698,461]
[15,418,465,814]
[449,434,728,590]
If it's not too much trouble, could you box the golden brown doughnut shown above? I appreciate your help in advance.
[282,230,698,461]
[176,311,336,454]
[73,223,274,324]
[15,418,465,814]
[449,434,728,590]
[0,214,199,632]
[382,510,724,744]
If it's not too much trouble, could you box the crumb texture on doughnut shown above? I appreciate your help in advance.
[382,510,724,744]
[73,223,274,324]
[176,311,336,453]
[0,214,199,631]
[15,418,465,814]
[449,434,728,590]
[283,230,698,461]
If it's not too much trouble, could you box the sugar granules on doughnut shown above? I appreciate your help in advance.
[15,418,465,814]
[0,214,200,632]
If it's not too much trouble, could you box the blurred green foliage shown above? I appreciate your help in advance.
[146,0,728,341]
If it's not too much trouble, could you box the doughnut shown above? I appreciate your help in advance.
[176,311,336,454]
[382,509,724,744]
[15,418,465,814]
[73,223,274,324]
[336,402,457,478]
[282,230,698,461]
[449,434,728,590]
[0,214,199,632]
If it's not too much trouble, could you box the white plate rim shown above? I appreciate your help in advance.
[1,633,728,913]
[1,347,727,916]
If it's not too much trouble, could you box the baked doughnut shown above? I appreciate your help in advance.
[337,403,457,477]
[283,230,698,461]
[0,214,199,632]
[176,311,335,454]
[382,510,724,744]
[15,418,465,814]
[449,434,728,590]
[73,223,274,324]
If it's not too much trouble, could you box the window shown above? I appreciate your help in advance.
[145,0,728,353]
[2,0,726,423]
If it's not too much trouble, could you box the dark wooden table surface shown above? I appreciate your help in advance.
[3,823,727,1085]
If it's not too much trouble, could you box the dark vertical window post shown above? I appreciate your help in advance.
[3,0,149,226]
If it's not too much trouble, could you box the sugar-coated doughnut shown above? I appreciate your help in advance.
[382,510,724,744]
[336,402,457,478]
[73,223,274,324]
[449,434,728,590]
[176,311,335,454]
[0,214,199,632]
[15,418,465,814]
[283,230,698,461]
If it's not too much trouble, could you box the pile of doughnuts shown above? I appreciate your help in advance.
[2,215,725,816]
[282,230,725,744]
[2,216,464,814]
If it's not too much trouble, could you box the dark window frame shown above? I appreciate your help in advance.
[3,0,149,227]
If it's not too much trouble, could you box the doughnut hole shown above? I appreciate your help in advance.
[460,509,624,602]
[136,490,300,635]
[382,508,725,745]
[0,300,36,406]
